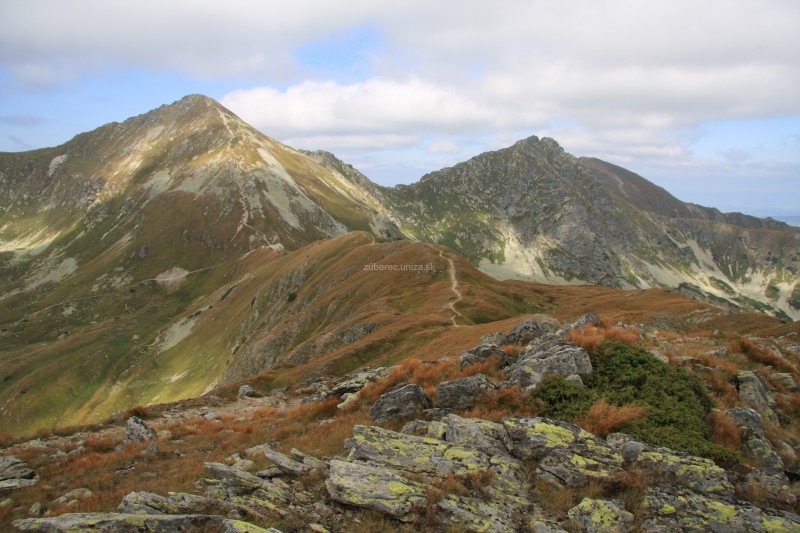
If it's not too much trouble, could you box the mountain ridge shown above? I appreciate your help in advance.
[0,94,798,437]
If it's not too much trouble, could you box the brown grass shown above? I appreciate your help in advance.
[732,338,798,374]
[776,393,800,418]
[569,323,639,355]
[706,370,740,409]
[708,410,742,452]
[83,433,119,454]
[465,386,534,421]
[576,399,646,437]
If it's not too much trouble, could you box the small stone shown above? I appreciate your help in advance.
[123,416,157,444]
[620,441,644,463]
[460,343,508,369]
[28,501,42,516]
[238,384,260,399]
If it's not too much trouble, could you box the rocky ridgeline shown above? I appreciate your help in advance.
[9,315,800,532]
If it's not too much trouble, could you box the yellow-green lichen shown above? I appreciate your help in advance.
[703,500,738,523]
[228,520,273,533]
[388,481,416,495]
[532,422,576,448]
[659,504,677,515]
[761,515,798,532]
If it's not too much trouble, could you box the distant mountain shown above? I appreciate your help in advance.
[316,136,798,320]
[773,215,800,228]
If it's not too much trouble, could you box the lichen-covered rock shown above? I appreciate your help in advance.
[567,497,635,533]
[330,367,389,396]
[641,489,800,532]
[0,456,37,495]
[529,520,569,532]
[441,414,510,457]
[13,512,275,532]
[345,424,492,476]
[0,477,38,496]
[435,493,522,533]
[502,417,601,460]
[123,416,158,444]
[559,313,599,334]
[401,419,447,440]
[263,447,313,476]
[737,370,779,425]
[537,448,623,487]
[117,491,181,515]
[325,459,426,521]
[499,317,557,347]
[333,421,531,529]
[507,339,592,388]
[625,444,733,498]
[460,343,507,370]
[436,374,495,411]
[203,462,267,494]
[51,488,93,508]
[727,407,784,475]
[369,383,431,423]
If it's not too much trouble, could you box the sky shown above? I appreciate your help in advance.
[1,1,799,217]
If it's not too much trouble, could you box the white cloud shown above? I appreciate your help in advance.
[221,78,497,138]
[1,0,799,212]
[427,140,461,155]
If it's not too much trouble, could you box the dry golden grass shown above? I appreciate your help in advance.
[708,410,742,452]
[776,393,800,418]
[732,338,798,374]
[706,370,740,409]
[568,323,639,355]
[465,386,534,421]
[576,399,646,437]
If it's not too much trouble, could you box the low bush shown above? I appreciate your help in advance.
[530,341,736,463]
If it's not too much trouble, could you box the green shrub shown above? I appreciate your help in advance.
[529,341,736,463]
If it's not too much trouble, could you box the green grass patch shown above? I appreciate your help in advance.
[529,341,736,464]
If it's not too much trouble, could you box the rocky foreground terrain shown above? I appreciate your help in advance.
[3,313,800,532]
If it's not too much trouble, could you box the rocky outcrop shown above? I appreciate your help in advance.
[369,383,431,423]
[727,407,796,507]
[237,385,259,399]
[506,337,592,389]
[436,374,495,410]
[499,317,560,347]
[0,456,37,496]
[123,416,158,444]
[737,371,780,425]
[460,343,508,369]
[14,513,276,532]
[11,412,800,532]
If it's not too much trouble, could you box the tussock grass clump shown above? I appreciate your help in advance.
[733,338,798,374]
[568,323,639,355]
[777,393,800,418]
[708,410,742,453]
[466,385,534,421]
[577,399,646,438]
